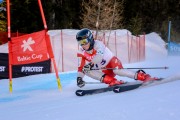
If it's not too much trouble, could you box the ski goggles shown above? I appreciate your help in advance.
[78,39,89,46]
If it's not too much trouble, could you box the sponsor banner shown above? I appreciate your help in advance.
[168,41,180,55]
[10,30,49,65]
[0,53,8,79]
[0,53,51,79]
[12,59,51,78]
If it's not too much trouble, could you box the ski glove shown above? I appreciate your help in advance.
[82,62,94,73]
[77,77,85,88]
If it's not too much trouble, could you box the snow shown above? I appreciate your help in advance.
[0,29,180,120]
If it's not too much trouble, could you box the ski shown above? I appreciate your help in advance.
[75,77,179,96]
[113,78,164,93]
[75,86,114,96]
[113,82,142,93]
[75,81,142,96]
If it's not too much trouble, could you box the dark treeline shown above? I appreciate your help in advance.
[0,0,180,41]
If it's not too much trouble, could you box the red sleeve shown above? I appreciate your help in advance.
[77,53,86,72]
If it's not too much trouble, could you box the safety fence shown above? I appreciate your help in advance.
[0,30,145,73]
[49,30,145,72]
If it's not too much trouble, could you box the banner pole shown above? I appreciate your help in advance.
[168,21,171,43]
[37,0,47,30]
[167,21,171,54]
[37,0,62,90]
[52,58,62,90]
[7,0,13,93]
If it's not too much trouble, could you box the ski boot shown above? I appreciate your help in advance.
[135,70,159,82]
[101,75,125,87]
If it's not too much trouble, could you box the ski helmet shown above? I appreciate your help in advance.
[76,28,94,51]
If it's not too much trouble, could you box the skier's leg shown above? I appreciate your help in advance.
[114,68,157,82]
[109,56,156,81]
[113,69,135,78]
[107,56,136,78]
[101,74,125,86]
[85,70,104,80]
[85,70,124,86]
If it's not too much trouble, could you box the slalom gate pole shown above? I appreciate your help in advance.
[38,0,47,29]
[7,0,13,93]
[38,0,62,91]
[91,66,169,71]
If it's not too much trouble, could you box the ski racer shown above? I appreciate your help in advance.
[76,28,157,88]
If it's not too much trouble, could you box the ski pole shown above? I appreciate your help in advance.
[85,82,102,84]
[91,66,169,70]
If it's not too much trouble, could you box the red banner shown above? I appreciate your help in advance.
[10,30,49,65]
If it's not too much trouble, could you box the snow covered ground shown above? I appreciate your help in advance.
[0,30,180,120]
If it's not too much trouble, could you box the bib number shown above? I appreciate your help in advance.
[95,59,106,68]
